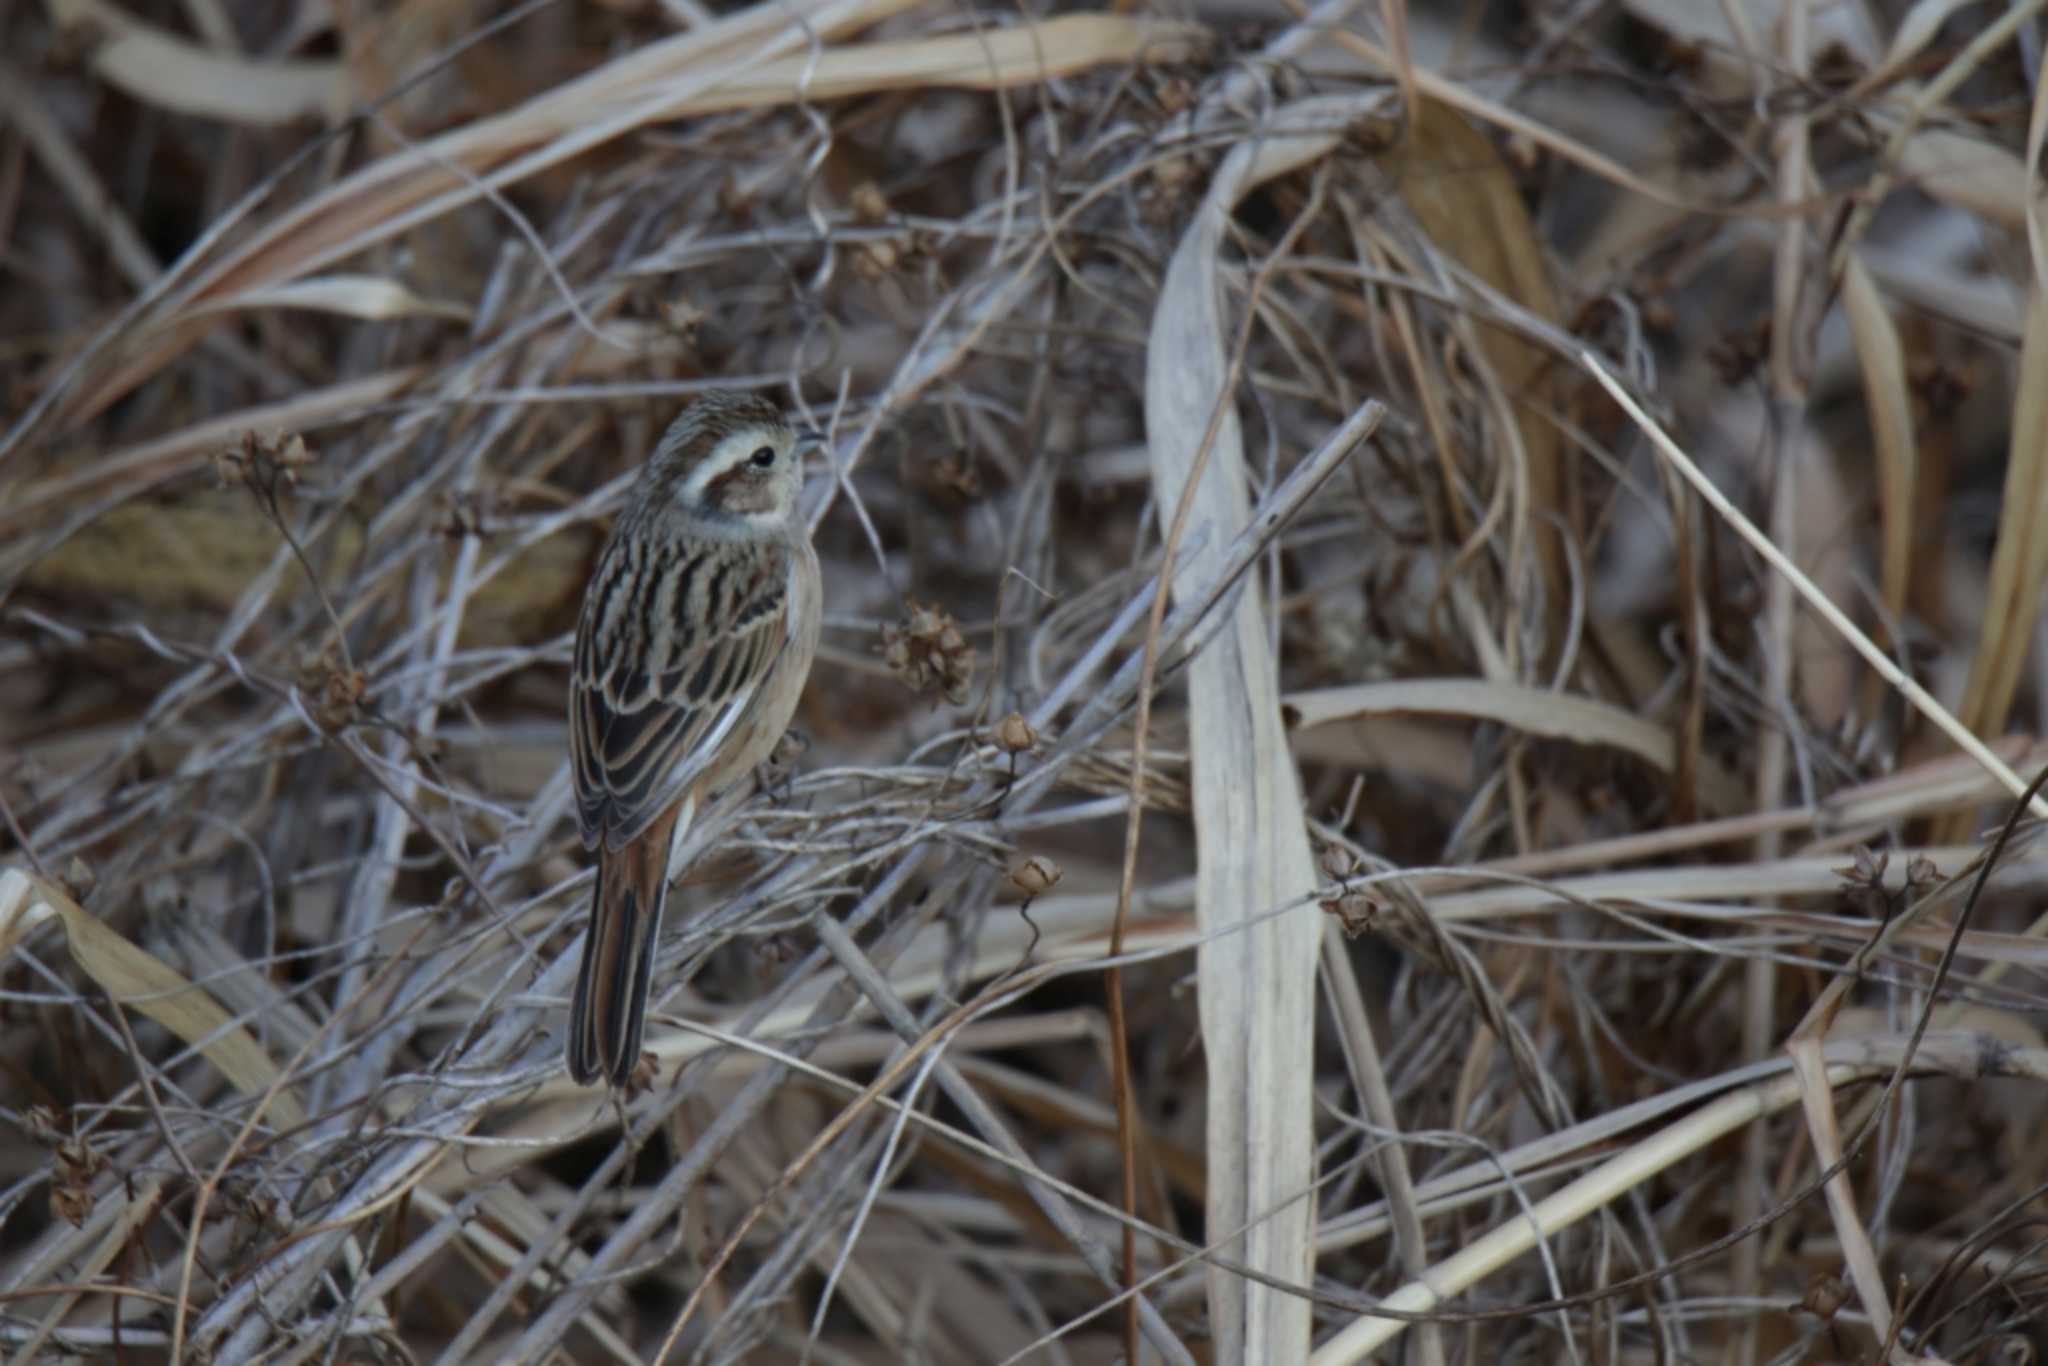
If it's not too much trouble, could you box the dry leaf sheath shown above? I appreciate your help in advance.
[566,391,823,1087]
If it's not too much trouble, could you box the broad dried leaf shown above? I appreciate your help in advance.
[1143,89,1391,1363]
[1386,100,1566,633]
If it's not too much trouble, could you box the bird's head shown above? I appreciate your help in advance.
[640,390,820,535]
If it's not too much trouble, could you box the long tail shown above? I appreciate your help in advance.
[568,804,684,1086]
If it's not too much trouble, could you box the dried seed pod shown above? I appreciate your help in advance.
[1797,1272,1849,1322]
[214,429,313,491]
[298,648,368,731]
[922,450,984,502]
[660,296,706,341]
[994,712,1037,754]
[61,856,95,902]
[854,237,901,281]
[1009,854,1062,897]
[1317,842,1360,882]
[848,180,892,224]
[1321,890,1376,938]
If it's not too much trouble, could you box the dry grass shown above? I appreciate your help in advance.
[3,0,2047,1362]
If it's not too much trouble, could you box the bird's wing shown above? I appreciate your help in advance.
[571,535,792,851]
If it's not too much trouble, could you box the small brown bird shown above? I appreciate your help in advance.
[567,391,823,1086]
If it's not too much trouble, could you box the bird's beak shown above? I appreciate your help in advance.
[794,430,830,466]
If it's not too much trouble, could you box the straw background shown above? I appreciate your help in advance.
[4,0,2048,1361]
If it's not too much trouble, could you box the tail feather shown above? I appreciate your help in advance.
[568,806,683,1086]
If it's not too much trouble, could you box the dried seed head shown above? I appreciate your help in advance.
[1321,891,1377,938]
[881,600,975,706]
[215,429,313,491]
[48,1130,106,1229]
[661,296,706,341]
[51,1172,93,1227]
[920,450,984,503]
[854,238,901,281]
[23,1105,61,1147]
[994,712,1037,754]
[320,668,367,731]
[435,488,500,540]
[299,648,368,731]
[1153,74,1195,114]
[849,180,892,225]
[755,933,804,972]
[1797,1272,1849,1322]
[61,856,95,903]
[1317,843,1360,882]
[1009,854,1062,897]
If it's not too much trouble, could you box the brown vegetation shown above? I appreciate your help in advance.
[3,0,2047,1361]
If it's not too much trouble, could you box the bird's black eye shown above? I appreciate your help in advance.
[749,445,776,469]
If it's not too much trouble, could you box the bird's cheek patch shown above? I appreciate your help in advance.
[704,466,776,514]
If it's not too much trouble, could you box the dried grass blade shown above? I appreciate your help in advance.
[47,6,1203,434]
[1325,21,1733,214]
[1307,1062,1864,1363]
[1584,353,2048,823]
[1940,285,2048,839]
[1782,1042,1895,1351]
[0,367,424,541]
[706,14,1209,102]
[1288,678,1682,775]
[1859,0,1985,95]
[0,58,161,292]
[47,0,347,125]
[196,275,473,323]
[0,870,305,1128]
[273,8,1199,289]
[2,1171,168,1366]
[1885,115,2040,230]
[1839,257,1916,691]
[2028,40,2048,286]
[1386,101,1567,637]
[147,0,910,315]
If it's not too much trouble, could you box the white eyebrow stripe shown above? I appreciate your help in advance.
[680,432,770,502]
